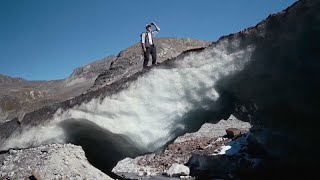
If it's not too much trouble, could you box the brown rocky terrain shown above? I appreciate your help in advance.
[0,54,116,124]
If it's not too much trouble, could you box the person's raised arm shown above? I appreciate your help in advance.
[151,22,160,31]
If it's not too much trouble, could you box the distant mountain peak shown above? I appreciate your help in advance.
[0,74,26,85]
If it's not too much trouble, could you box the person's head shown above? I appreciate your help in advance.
[145,24,152,32]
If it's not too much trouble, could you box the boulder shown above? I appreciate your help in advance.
[0,144,112,180]
[166,163,190,177]
[226,128,243,138]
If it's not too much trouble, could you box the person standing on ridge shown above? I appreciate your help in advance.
[141,22,160,68]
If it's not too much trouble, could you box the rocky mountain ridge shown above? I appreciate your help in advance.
[0,74,27,85]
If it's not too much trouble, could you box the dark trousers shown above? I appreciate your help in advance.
[143,45,157,68]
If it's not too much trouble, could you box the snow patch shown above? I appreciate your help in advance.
[213,133,250,156]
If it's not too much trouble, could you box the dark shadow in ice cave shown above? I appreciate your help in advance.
[59,118,145,179]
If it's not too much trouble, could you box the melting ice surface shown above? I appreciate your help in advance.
[2,39,255,151]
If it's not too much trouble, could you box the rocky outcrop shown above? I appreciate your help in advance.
[65,55,116,87]
[112,115,251,179]
[174,115,250,143]
[89,37,210,92]
[0,143,112,180]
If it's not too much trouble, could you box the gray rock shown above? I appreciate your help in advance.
[174,115,251,143]
[138,171,144,176]
[225,128,243,138]
[166,163,190,177]
[0,143,112,180]
[9,149,17,154]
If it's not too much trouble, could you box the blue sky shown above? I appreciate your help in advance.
[0,0,296,80]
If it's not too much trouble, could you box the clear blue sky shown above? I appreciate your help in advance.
[0,0,296,80]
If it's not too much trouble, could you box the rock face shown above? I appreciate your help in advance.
[112,115,251,179]
[0,143,112,180]
[215,0,320,170]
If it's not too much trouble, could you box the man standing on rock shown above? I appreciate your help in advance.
[141,22,160,68]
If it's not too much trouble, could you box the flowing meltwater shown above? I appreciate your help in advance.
[2,39,254,154]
